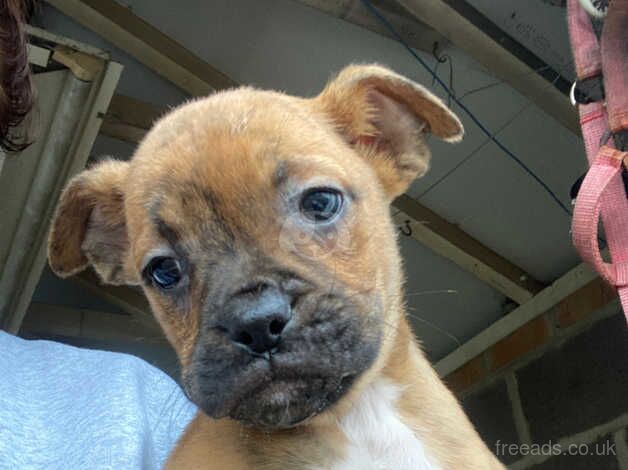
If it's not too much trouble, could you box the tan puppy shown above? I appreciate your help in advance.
[48,64,504,469]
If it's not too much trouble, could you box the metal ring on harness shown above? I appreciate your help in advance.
[569,75,605,106]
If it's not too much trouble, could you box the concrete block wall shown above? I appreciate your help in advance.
[453,303,628,468]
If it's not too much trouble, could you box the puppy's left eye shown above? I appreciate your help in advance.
[145,257,182,289]
[300,188,343,223]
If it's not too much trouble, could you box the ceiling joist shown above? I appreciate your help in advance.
[22,301,165,344]
[46,0,236,95]
[100,93,165,143]
[394,0,580,134]
[393,194,543,304]
[436,262,600,376]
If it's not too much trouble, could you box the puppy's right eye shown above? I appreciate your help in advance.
[144,257,182,290]
[300,188,343,223]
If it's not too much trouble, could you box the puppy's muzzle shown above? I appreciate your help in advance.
[219,282,293,357]
[185,270,381,428]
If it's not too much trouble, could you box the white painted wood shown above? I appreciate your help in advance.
[393,211,534,305]
[46,0,234,95]
[26,44,51,68]
[436,262,598,376]
[510,413,628,469]
[0,53,122,333]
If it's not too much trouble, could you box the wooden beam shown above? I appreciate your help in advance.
[393,194,543,304]
[27,43,51,68]
[22,301,165,344]
[100,94,165,143]
[436,262,600,376]
[46,0,236,95]
[394,0,579,134]
[0,53,122,333]
[52,45,104,81]
[73,270,154,326]
[289,0,445,53]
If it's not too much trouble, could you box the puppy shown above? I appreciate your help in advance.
[48,64,504,469]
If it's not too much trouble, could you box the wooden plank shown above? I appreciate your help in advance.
[26,25,110,59]
[52,45,104,81]
[22,301,165,343]
[46,0,236,95]
[107,94,165,129]
[393,194,543,303]
[395,0,579,134]
[0,60,122,333]
[27,44,51,68]
[100,94,166,143]
[73,270,154,324]
[436,262,599,376]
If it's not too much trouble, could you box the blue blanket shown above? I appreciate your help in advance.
[0,332,197,469]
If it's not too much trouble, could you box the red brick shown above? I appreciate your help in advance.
[488,315,552,372]
[445,354,487,394]
[557,277,616,328]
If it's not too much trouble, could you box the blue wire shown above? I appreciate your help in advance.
[360,0,573,216]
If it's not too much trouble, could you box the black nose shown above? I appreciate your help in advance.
[222,283,292,355]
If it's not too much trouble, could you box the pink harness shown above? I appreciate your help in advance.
[569,0,628,319]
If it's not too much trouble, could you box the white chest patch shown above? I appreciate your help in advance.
[331,380,441,470]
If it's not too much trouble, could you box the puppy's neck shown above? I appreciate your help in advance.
[333,377,440,470]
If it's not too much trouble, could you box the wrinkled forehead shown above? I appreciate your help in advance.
[124,89,365,244]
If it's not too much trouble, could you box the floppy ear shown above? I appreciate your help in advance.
[48,159,139,285]
[313,64,463,199]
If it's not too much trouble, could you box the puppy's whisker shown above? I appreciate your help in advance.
[405,289,458,297]
[403,309,461,347]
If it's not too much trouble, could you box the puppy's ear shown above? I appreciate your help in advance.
[314,64,463,198]
[48,160,139,285]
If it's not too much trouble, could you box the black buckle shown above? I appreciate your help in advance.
[570,75,605,105]
[614,130,628,151]
[570,173,586,202]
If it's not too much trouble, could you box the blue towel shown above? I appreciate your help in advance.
[0,331,197,469]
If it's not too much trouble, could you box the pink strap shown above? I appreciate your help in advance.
[568,0,628,320]
[567,0,602,79]
[572,147,628,285]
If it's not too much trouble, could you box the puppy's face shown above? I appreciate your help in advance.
[48,65,462,428]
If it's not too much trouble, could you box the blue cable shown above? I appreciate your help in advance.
[360,0,573,216]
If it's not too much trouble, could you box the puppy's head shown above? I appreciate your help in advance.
[48,65,462,428]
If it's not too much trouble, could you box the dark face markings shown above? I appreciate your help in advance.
[142,161,383,429]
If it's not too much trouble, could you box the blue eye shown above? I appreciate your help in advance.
[300,188,343,222]
[145,257,182,289]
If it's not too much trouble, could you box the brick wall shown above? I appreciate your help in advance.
[452,301,628,468]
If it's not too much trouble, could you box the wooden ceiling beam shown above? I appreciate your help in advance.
[393,194,544,304]
[436,262,600,376]
[73,270,155,329]
[46,0,236,96]
[394,0,580,134]
[22,301,165,344]
[100,94,165,143]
